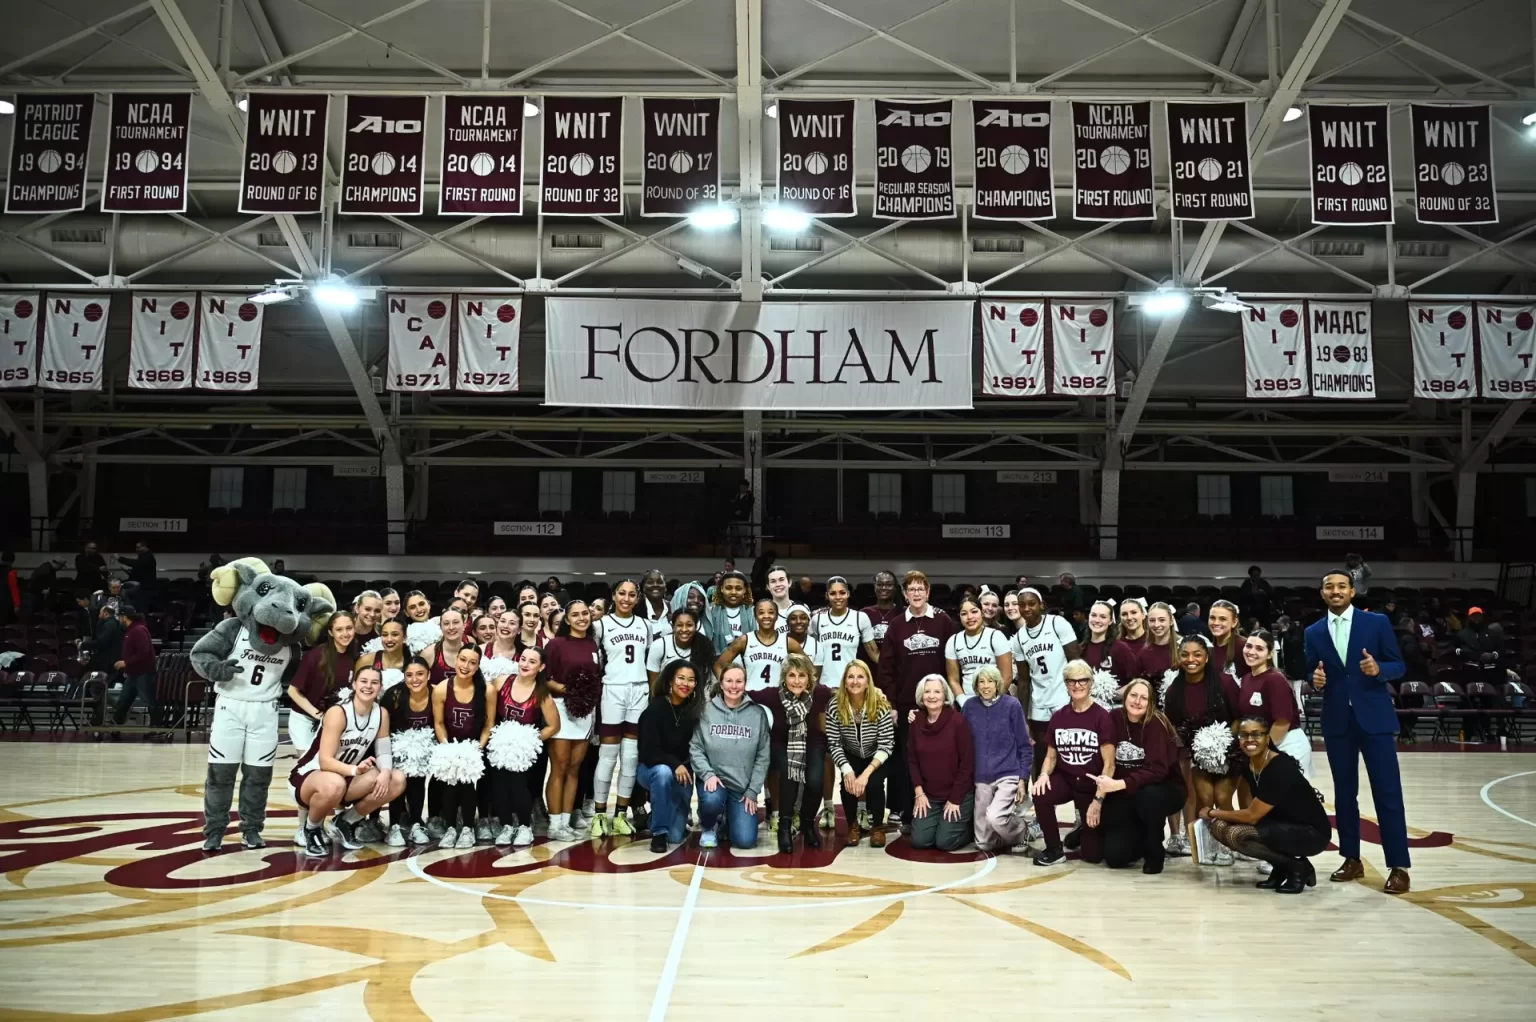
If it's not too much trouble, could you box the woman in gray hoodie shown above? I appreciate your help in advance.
[689,664,772,849]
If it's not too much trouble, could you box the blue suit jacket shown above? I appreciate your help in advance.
[1303,609,1405,737]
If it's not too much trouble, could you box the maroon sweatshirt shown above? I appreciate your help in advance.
[1083,638,1141,685]
[1111,712,1181,794]
[876,607,957,712]
[1136,640,1177,681]
[121,620,156,675]
[907,705,974,805]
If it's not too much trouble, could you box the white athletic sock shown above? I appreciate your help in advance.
[553,812,568,829]
[342,806,363,824]
[594,742,620,810]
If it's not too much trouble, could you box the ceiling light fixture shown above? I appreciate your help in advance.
[248,285,297,305]
[762,206,811,231]
[687,205,738,229]
[311,279,360,309]
[524,100,540,117]
[1283,106,1303,122]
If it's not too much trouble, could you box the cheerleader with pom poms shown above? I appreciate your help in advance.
[1161,635,1243,865]
[487,647,559,846]
[379,656,438,845]
[430,645,496,849]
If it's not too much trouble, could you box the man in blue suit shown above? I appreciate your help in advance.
[1304,570,1411,893]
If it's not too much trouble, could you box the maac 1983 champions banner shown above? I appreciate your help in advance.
[545,299,973,410]
[778,100,855,217]
[873,100,953,220]
[981,301,1046,397]
[387,294,451,391]
[1241,302,1308,398]
[41,295,110,391]
[1309,301,1376,398]
[129,292,195,389]
[1050,300,1116,395]
[456,295,521,393]
[1477,303,1536,399]
[1072,102,1153,221]
[973,101,1053,221]
[1409,303,1477,399]
[198,294,264,391]
[0,294,40,388]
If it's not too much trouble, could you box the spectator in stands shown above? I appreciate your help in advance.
[117,540,157,588]
[791,575,817,610]
[71,590,93,643]
[1272,615,1307,680]
[0,552,18,627]
[1015,575,1030,592]
[111,604,158,734]
[271,558,286,575]
[730,479,755,558]
[1344,552,1371,598]
[1058,573,1087,622]
[1240,564,1274,626]
[1177,602,1205,639]
[1454,607,1501,667]
[85,600,123,679]
[75,540,107,592]
[28,558,64,615]
[542,577,567,605]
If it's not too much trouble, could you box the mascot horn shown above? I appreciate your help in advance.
[191,558,334,853]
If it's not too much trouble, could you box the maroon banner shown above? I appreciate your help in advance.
[101,93,191,213]
[873,100,953,220]
[777,99,855,217]
[540,96,624,216]
[1165,101,1253,221]
[1071,101,1154,221]
[972,100,1054,221]
[641,98,720,217]
[1308,104,1392,226]
[238,93,328,214]
[1411,104,1496,226]
[439,95,525,216]
[5,94,94,214]
[340,95,426,216]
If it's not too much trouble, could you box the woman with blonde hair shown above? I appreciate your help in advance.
[750,652,831,853]
[1090,677,1185,873]
[826,659,895,846]
[1136,601,1183,680]
[1029,660,1114,866]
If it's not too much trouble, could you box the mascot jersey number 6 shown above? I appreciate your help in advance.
[191,558,335,853]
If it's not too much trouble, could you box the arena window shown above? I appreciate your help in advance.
[868,472,901,516]
[932,473,965,515]
[1260,475,1294,517]
[208,467,244,510]
[1196,474,1231,516]
[601,471,636,514]
[271,467,308,511]
[538,470,572,513]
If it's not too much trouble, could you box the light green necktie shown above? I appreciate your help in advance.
[1332,614,1349,664]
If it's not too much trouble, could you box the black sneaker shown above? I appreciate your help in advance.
[301,825,331,858]
[632,808,651,834]
[1033,846,1066,866]
[650,834,668,853]
[333,815,364,851]
[1062,826,1083,851]
[1142,856,1164,875]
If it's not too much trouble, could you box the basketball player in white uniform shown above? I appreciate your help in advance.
[812,577,875,690]
[945,595,1014,699]
[1010,588,1083,775]
[714,599,803,691]
[589,580,653,836]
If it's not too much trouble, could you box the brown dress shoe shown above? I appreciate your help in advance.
[869,827,886,848]
[1330,858,1365,882]
[1383,868,1411,894]
[845,825,862,847]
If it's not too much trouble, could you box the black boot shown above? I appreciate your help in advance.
[778,813,794,854]
[801,808,821,849]
[1255,864,1287,889]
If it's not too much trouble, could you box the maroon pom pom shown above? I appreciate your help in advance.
[563,665,602,720]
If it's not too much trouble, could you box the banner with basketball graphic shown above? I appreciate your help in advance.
[540,96,624,216]
[1050,300,1116,395]
[128,292,196,390]
[1476,303,1536,399]
[0,294,40,389]
[198,294,264,391]
[1241,302,1309,398]
[456,295,521,392]
[641,98,720,217]
[1071,102,1154,221]
[339,95,426,215]
[1308,105,1392,226]
[386,294,451,392]
[873,100,954,220]
[41,294,110,391]
[980,300,1047,397]
[6,94,94,214]
[438,95,524,216]
[1308,301,1376,399]
[1410,105,1496,225]
[972,100,1054,221]
[1408,303,1477,400]
[777,99,856,218]
[102,93,191,213]
[1165,101,1253,221]
[238,92,328,215]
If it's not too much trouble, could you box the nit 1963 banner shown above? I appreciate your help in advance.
[0,294,40,388]
[544,298,973,410]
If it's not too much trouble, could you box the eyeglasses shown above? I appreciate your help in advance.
[1236,731,1269,741]
[1066,677,1091,686]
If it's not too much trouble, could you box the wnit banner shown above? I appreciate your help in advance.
[544,299,974,410]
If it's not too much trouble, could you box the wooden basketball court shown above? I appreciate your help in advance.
[0,742,1532,1020]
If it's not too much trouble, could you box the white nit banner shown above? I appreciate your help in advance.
[545,299,974,410]
[1241,302,1308,398]
[198,294,264,390]
[1477,303,1536,399]
[1308,301,1376,399]
[41,294,110,391]
[129,292,195,390]
[980,301,1046,397]
[1409,304,1477,400]
[456,294,521,393]
[386,294,451,392]
[0,293,40,389]
[1050,300,1116,396]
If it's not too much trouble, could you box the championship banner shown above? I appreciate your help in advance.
[777,100,855,218]
[386,294,451,392]
[1050,300,1116,396]
[6,94,94,214]
[102,93,191,213]
[641,98,720,216]
[0,294,40,389]
[128,292,195,390]
[545,298,973,410]
[1408,303,1477,400]
[873,100,954,220]
[339,95,426,215]
[1476,303,1536,399]
[1411,105,1496,225]
[439,95,524,216]
[456,295,521,393]
[41,295,110,392]
[1165,101,1253,221]
[1308,105,1392,226]
[1071,101,1154,221]
[1308,301,1376,399]
[972,100,1054,221]
[198,294,264,391]
[980,301,1047,397]
[238,92,328,214]
[1241,302,1308,398]
[540,96,624,216]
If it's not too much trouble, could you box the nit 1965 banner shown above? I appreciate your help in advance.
[544,299,973,410]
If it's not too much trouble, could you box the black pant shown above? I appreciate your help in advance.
[112,672,158,726]
[838,753,887,826]
[769,745,826,824]
[438,781,478,828]
[492,766,539,825]
[1256,818,1330,859]
[391,776,426,827]
[888,712,913,819]
[1101,780,1187,868]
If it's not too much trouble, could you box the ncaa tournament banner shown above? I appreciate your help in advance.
[340,95,427,215]
[1308,105,1392,226]
[873,100,954,220]
[0,294,41,388]
[6,94,94,214]
[129,292,196,390]
[387,294,451,392]
[41,294,111,392]
[642,98,720,216]
[102,93,191,214]
[439,95,525,216]
[980,301,1047,397]
[1410,105,1496,225]
[778,99,855,217]
[1050,300,1116,396]
[972,100,1054,221]
[1071,101,1154,221]
[198,294,264,391]
[545,299,973,410]
[1476,303,1536,399]
[239,93,328,214]
[1241,301,1309,398]
[1308,301,1376,399]
[1164,101,1253,221]
[1408,304,1477,400]
[456,295,521,393]
[541,96,624,216]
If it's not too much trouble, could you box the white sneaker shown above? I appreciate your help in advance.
[293,824,311,847]
[386,824,405,847]
[1165,832,1190,855]
[409,823,430,844]
[1026,820,1044,843]
[439,826,458,847]
[818,803,836,829]
[513,825,535,847]
[547,823,577,842]
[767,811,779,832]
[454,826,475,848]
[494,824,514,845]
[1213,847,1234,866]
[857,806,872,831]
[1010,840,1034,855]
[1256,860,1275,876]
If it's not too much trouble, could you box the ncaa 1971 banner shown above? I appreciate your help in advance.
[544,299,974,411]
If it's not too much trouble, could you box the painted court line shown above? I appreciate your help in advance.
[648,852,707,1022]
[1479,770,1536,829]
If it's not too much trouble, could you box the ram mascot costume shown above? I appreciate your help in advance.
[191,558,335,852]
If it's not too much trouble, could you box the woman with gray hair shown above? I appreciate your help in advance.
[963,666,1032,853]
[907,674,975,851]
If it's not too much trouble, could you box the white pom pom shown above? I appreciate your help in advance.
[429,739,486,786]
[1159,668,1179,707]
[479,656,516,682]
[380,668,404,691]
[406,620,442,654]
[1091,669,1120,709]
[1191,721,1235,774]
[361,637,383,655]
[393,727,437,778]
[331,686,353,705]
[487,720,543,773]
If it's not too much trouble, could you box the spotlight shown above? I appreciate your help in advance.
[765,103,777,119]
[677,256,708,278]
[763,206,811,231]
[0,99,15,116]
[311,279,360,309]
[687,205,738,229]
[1283,106,1303,122]
[236,97,248,112]
[524,100,540,117]
[1139,288,1189,316]
[249,285,297,305]
[1202,294,1250,314]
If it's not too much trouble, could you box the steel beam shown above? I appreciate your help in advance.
[737,0,765,302]
[0,402,50,550]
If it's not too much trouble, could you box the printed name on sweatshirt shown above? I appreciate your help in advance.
[709,722,758,739]
[1055,726,1101,765]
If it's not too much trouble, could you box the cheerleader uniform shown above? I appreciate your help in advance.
[1137,641,1178,686]
[1083,638,1140,687]
[428,644,458,686]
[545,635,599,740]
[437,682,484,830]
[370,651,407,691]
[388,692,435,832]
[1238,668,1312,777]
[492,682,547,828]
[1161,671,1244,776]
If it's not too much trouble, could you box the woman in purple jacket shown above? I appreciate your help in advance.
[962,666,1032,853]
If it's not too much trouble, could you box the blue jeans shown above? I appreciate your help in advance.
[641,763,691,843]
[696,780,759,848]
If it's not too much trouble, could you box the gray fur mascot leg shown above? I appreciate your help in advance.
[203,762,240,849]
